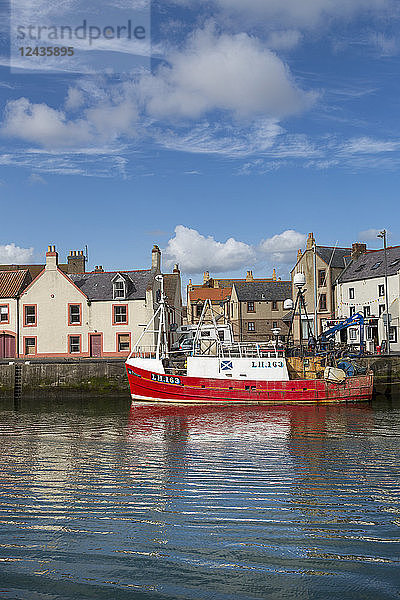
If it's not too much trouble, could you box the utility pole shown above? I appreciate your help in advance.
[377,230,391,355]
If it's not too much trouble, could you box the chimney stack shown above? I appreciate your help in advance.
[246,270,254,282]
[203,271,210,284]
[272,268,277,281]
[45,245,58,270]
[306,232,315,250]
[351,243,367,261]
[297,249,303,262]
[173,264,180,274]
[152,245,161,271]
[67,249,86,274]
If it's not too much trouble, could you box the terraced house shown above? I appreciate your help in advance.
[229,281,292,343]
[17,244,181,358]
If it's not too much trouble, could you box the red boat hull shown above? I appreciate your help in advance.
[126,364,374,405]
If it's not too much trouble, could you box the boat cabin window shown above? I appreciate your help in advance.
[201,330,211,337]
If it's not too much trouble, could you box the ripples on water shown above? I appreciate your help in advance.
[0,393,399,600]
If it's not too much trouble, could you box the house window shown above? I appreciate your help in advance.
[248,322,255,332]
[24,337,36,354]
[350,306,355,316]
[117,334,130,352]
[379,304,385,316]
[318,269,326,287]
[247,302,255,312]
[378,284,385,297]
[272,301,278,310]
[196,304,203,317]
[113,279,126,299]
[319,293,327,311]
[69,336,81,353]
[363,306,370,317]
[0,305,9,323]
[349,288,354,299]
[272,321,278,329]
[24,305,36,326]
[69,304,81,325]
[349,328,357,341]
[113,305,127,324]
[389,327,397,343]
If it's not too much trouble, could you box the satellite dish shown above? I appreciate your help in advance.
[284,299,294,310]
[294,273,306,289]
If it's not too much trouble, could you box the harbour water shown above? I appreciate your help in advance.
[0,391,399,600]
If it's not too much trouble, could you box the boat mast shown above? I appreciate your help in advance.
[313,240,318,338]
[155,274,168,360]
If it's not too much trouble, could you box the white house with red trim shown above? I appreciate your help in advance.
[18,244,177,358]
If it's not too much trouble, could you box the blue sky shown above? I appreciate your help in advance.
[0,0,400,283]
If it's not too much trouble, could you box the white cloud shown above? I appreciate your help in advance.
[1,96,138,149]
[164,225,255,273]
[183,0,395,29]
[266,30,302,50]
[28,173,47,185]
[358,228,386,241]
[259,230,306,263]
[0,243,34,264]
[140,27,314,119]
[340,137,400,154]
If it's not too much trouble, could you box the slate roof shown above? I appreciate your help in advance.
[337,246,400,283]
[0,270,31,298]
[233,281,292,302]
[316,246,352,269]
[69,270,154,301]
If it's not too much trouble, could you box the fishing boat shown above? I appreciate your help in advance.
[125,276,373,405]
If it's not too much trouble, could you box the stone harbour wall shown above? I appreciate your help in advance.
[0,359,130,400]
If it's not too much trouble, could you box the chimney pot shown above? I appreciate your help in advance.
[246,270,254,282]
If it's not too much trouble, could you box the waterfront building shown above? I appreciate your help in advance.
[335,245,400,353]
[229,281,292,342]
[290,233,363,341]
[0,270,32,358]
[187,269,280,324]
[17,244,181,358]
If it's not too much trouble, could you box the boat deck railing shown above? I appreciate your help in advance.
[129,342,285,360]
[216,342,285,359]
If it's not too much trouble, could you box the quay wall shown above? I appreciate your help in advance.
[0,356,399,400]
[0,359,129,400]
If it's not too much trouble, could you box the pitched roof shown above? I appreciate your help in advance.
[69,270,154,301]
[188,287,232,303]
[0,263,77,279]
[233,281,292,302]
[316,246,352,269]
[337,246,400,283]
[164,273,181,307]
[0,270,31,298]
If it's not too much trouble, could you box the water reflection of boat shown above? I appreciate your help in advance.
[126,277,373,405]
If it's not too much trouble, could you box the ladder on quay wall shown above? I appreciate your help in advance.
[14,364,22,403]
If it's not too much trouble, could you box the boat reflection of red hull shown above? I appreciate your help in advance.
[126,364,374,405]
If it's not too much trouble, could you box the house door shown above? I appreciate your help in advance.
[0,334,16,358]
[90,334,102,357]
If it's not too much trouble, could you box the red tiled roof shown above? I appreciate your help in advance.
[189,287,232,302]
[0,270,31,298]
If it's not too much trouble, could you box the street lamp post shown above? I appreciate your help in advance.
[377,229,391,355]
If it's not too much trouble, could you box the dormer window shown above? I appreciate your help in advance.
[112,275,126,299]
